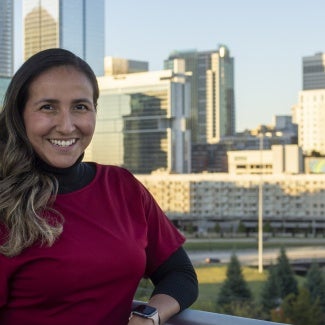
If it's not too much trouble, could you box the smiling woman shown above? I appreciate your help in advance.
[0,48,198,325]
[23,65,97,168]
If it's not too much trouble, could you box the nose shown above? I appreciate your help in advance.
[55,109,76,134]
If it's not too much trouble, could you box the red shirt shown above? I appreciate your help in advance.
[0,165,185,325]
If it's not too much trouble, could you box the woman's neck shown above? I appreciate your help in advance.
[36,155,96,194]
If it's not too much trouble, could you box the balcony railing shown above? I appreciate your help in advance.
[133,301,288,325]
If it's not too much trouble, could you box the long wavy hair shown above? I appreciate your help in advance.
[0,48,99,257]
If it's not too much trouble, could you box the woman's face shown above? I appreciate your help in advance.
[23,65,96,168]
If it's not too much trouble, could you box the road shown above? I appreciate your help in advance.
[186,241,325,266]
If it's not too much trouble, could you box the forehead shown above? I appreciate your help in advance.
[28,65,94,96]
[31,65,88,83]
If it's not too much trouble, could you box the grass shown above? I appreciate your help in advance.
[135,237,317,314]
[191,264,269,312]
[183,236,325,252]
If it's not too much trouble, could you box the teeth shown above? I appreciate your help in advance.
[50,139,76,147]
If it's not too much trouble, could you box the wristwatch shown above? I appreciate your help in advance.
[129,304,160,324]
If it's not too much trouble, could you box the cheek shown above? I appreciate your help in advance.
[81,117,96,137]
[24,114,49,139]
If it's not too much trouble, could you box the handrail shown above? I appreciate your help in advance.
[132,301,287,325]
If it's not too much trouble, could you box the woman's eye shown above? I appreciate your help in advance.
[75,104,88,110]
[40,104,53,110]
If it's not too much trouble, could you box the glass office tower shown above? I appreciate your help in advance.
[0,0,14,77]
[164,45,235,144]
[89,65,191,174]
[303,52,325,90]
[23,0,105,76]
[0,0,23,77]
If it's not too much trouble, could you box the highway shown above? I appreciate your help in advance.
[186,239,325,267]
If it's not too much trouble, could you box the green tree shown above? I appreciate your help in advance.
[305,261,325,315]
[276,247,298,298]
[260,265,281,315]
[217,253,252,311]
[272,287,322,325]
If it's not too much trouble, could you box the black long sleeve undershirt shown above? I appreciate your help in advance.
[149,246,198,311]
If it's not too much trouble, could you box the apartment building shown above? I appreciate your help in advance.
[136,173,325,233]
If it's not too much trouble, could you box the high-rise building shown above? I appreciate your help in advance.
[23,0,105,76]
[0,0,23,77]
[164,44,235,144]
[303,52,325,90]
[0,0,14,77]
[85,61,191,174]
[292,52,325,155]
[292,89,325,155]
[0,0,105,77]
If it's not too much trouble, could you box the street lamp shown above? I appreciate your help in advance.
[257,131,271,273]
[258,133,263,273]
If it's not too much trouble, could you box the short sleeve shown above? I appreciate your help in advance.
[139,184,185,276]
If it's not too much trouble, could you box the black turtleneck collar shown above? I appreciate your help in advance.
[36,154,96,194]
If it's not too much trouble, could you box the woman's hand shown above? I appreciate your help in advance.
[129,294,180,325]
[128,314,156,324]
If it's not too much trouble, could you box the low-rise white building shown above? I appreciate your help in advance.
[136,172,325,233]
[227,145,303,175]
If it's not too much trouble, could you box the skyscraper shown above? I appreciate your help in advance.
[0,0,22,77]
[0,0,105,77]
[22,0,105,76]
[292,52,325,155]
[164,44,235,144]
[303,52,325,90]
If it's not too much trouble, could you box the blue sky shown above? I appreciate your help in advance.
[105,0,325,132]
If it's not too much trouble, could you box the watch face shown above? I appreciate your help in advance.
[133,305,157,317]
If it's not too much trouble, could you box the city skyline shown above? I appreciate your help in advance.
[105,0,325,132]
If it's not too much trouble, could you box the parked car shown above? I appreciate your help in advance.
[205,257,220,264]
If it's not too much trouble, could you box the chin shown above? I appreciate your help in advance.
[48,160,78,168]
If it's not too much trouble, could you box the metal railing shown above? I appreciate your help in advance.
[132,301,288,325]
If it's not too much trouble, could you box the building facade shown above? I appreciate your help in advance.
[164,44,235,144]
[206,46,235,143]
[136,173,325,234]
[0,0,23,77]
[0,77,11,107]
[292,89,325,155]
[104,57,149,76]
[22,0,105,75]
[303,52,325,90]
[86,64,191,174]
[227,145,303,175]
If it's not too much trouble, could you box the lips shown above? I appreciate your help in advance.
[49,139,77,147]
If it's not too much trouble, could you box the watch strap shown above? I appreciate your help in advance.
[129,305,160,325]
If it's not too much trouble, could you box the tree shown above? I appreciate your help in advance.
[260,264,281,315]
[272,287,323,325]
[275,246,298,298]
[217,253,252,311]
[305,261,325,315]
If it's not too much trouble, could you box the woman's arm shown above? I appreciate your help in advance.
[129,247,198,324]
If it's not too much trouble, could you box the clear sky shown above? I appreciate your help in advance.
[105,0,325,132]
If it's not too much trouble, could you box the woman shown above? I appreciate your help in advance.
[0,48,198,325]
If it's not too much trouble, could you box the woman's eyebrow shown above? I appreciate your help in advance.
[33,98,93,105]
